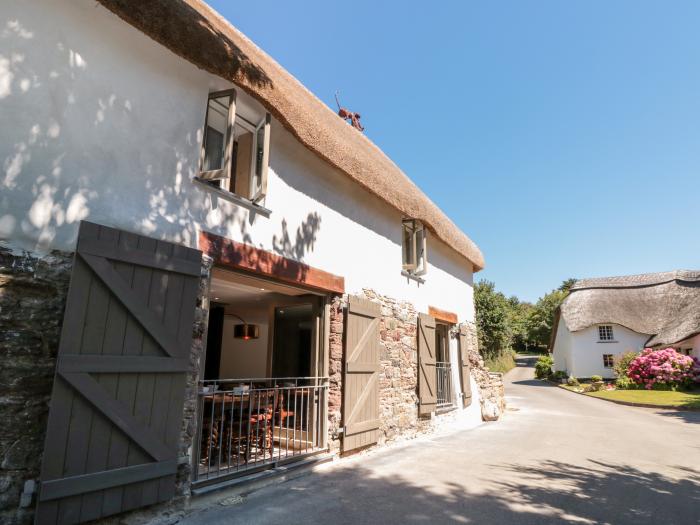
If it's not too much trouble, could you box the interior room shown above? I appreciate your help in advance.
[204,267,323,381]
[196,268,328,480]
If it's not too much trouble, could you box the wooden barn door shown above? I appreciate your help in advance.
[417,313,437,416]
[342,296,381,453]
[458,326,473,408]
[35,221,202,525]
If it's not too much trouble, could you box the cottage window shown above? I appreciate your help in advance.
[683,348,692,356]
[598,325,614,341]
[603,354,614,368]
[198,89,270,204]
[402,219,427,276]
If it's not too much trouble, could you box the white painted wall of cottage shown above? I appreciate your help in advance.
[0,0,476,321]
[555,323,650,379]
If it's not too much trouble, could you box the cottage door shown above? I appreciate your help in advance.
[417,313,437,416]
[342,296,381,453]
[458,325,473,407]
[35,221,202,525]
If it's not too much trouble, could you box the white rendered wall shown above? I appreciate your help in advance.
[569,324,649,379]
[671,334,700,358]
[0,0,475,321]
[552,319,573,374]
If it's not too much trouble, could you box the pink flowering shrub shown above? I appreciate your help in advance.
[627,348,700,390]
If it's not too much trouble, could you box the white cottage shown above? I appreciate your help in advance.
[551,271,700,379]
[0,1,500,524]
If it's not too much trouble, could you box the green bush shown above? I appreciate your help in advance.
[613,351,638,379]
[590,375,603,383]
[535,355,554,379]
[615,376,636,389]
[567,375,579,386]
[552,370,567,380]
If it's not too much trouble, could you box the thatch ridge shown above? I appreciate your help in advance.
[95,0,485,271]
[560,270,700,347]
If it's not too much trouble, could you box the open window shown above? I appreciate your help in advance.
[198,89,271,204]
[402,218,428,276]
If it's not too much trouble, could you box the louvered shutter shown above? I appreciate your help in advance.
[342,296,381,452]
[35,222,201,524]
[417,313,437,416]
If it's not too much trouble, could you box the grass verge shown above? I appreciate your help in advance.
[586,389,700,409]
[558,384,700,409]
[484,352,517,374]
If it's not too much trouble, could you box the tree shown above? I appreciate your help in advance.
[507,297,535,352]
[474,280,512,359]
[526,279,576,349]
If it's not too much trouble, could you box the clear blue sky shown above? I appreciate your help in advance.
[210,0,700,303]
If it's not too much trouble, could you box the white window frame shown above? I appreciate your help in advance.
[603,354,614,368]
[402,218,428,277]
[197,89,270,205]
[598,325,614,342]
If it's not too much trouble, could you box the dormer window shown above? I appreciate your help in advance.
[198,89,271,204]
[402,219,427,277]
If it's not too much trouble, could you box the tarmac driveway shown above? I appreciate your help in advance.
[179,357,700,524]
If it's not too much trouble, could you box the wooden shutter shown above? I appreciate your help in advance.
[342,296,381,453]
[458,326,473,407]
[35,221,202,525]
[417,313,437,416]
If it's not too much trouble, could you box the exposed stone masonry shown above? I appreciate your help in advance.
[0,247,73,525]
[460,320,506,421]
[176,255,213,498]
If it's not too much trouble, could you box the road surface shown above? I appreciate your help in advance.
[181,357,700,524]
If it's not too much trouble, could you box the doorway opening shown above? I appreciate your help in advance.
[195,268,328,484]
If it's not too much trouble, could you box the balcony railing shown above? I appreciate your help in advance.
[435,362,454,408]
[194,377,328,483]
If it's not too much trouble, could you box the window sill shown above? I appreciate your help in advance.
[597,341,619,344]
[193,177,272,217]
[401,270,425,284]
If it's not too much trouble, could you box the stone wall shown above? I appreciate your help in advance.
[327,295,344,453]
[364,289,431,443]
[460,320,506,421]
[0,247,73,525]
[175,255,213,497]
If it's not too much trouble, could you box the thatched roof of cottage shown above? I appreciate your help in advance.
[95,0,485,271]
[559,270,700,347]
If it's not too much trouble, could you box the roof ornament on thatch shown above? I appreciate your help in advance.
[335,91,364,131]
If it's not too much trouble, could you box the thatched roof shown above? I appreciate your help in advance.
[559,270,700,347]
[95,0,485,271]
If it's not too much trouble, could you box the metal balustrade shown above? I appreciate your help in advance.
[435,362,454,408]
[194,377,328,482]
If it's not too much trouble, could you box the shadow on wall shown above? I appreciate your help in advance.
[224,460,700,524]
[0,11,247,251]
[0,8,320,267]
[271,212,321,261]
[208,212,322,286]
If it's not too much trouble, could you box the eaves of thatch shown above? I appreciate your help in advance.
[95,0,485,271]
[558,270,700,348]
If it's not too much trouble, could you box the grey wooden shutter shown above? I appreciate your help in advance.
[35,221,201,525]
[342,296,381,453]
[417,313,437,416]
[458,326,473,407]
